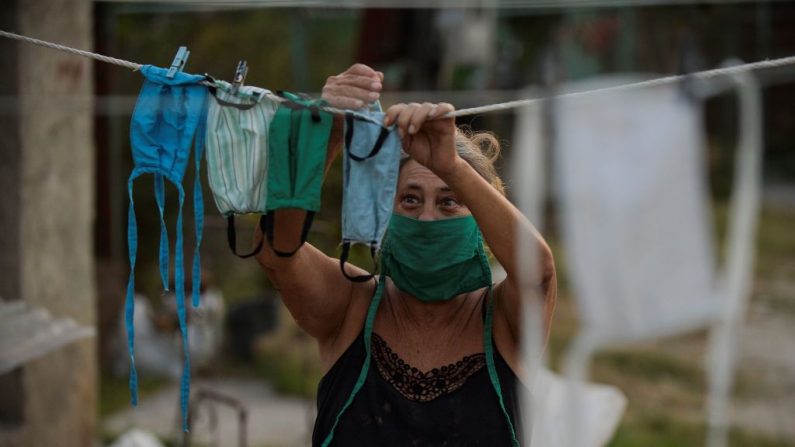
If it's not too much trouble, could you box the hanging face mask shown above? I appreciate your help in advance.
[380,214,492,301]
[205,79,278,258]
[127,64,209,430]
[339,104,402,282]
[264,91,333,257]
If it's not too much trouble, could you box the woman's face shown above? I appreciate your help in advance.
[393,159,471,221]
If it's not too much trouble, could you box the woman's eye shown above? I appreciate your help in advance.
[400,194,421,207]
[440,197,460,208]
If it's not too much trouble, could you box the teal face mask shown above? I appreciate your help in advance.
[265,91,332,257]
[380,214,492,301]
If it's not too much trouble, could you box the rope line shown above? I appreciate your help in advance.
[3,29,795,118]
[0,30,143,71]
[450,55,795,117]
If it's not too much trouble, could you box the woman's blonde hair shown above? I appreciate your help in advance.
[453,128,505,195]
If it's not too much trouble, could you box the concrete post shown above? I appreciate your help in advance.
[0,0,97,445]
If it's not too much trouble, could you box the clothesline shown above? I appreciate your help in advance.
[3,28,795,118]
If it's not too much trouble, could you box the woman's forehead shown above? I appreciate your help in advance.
[398,160,449,191]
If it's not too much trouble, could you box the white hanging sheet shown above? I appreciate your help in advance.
[554,78,719,344]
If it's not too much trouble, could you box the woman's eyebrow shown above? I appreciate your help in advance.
[402,183,451,193]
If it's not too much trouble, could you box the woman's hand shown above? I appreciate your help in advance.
[321,63,383,109]
[321,64,384,172]
[384,102,459,178]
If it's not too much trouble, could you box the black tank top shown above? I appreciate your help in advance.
[312,299,522,446]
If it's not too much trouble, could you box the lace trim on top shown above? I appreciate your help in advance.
[371,333,486,403]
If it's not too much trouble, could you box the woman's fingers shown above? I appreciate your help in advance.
[321,94,365,110]
[384,103,407,127]
[328,74,383,91]
[384,103,451,134]
[344,63,382,80]
[396,103,421,134]
[407,103,436,134]
[432,102,455,118]
[322,83,379,106]
[322,63,383,109]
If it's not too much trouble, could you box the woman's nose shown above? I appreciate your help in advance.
[417,204,439,221]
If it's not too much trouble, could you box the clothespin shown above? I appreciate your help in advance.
[166,46,190,79]
[231,60,248,95]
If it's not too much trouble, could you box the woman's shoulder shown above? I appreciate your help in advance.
[318,276,378,372]
[490,281,523,380]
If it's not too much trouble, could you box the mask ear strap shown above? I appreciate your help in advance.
[345,112,390,162]
[191,94,208,309]
[125,173,141,408]
[484,286,520,447]
[226,215,267,258]
[212,92,260,110]
[173,183,191,432]
[320,272,386,447]
[263,210,315,257]
[275,90,321,122]
[154,174,170,292]
[339,241,376,282]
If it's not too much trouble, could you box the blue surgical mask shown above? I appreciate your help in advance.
[339,103,402,281]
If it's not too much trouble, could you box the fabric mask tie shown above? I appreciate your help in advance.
[226,215,268,258]
[339,242,378,282]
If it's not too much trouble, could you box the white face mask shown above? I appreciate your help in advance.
[205,80,277,258]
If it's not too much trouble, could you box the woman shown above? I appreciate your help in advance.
[255,63,556,446]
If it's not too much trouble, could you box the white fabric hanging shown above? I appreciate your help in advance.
[530,367,628,447]
[554,77,719,344]
[519,71,763,447]
[511,91,630,447]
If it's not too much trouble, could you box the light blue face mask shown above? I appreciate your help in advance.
[339,102,402,281]
[127,64,208,431]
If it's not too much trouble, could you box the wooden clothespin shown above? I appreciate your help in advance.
[166,46,190,79]
[231,60,248,94]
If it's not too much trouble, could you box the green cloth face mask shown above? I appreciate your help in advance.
[380,213,492,301]
[264,91,332,257]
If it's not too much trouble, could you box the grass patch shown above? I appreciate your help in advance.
[253,328,322,399]
[595,350,704,391]
[609,413,795,447]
